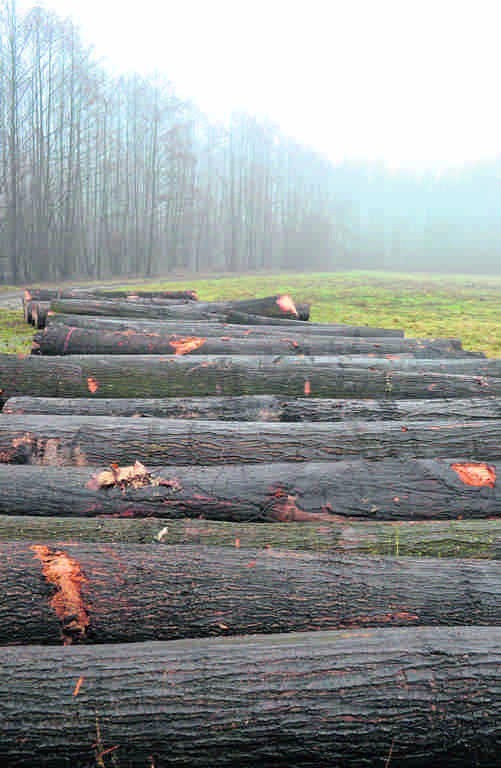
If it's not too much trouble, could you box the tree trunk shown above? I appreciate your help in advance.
[89,289,199,300]
[2,354,499,401]
[32,323,478,358]
[225,309,406,335]
[0,627,498,766]
[49,294,302,321]
[0,459,497,520]
[47,312,406,338]
[0,514,498,559]
[5,394,500,422]
[0,416,499,468]
[1,541,500,646]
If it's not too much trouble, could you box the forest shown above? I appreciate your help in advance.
[0,1,500,283]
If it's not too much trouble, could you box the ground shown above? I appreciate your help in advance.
[0,270,499,356]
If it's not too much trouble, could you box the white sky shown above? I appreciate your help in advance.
[18,0,501,170]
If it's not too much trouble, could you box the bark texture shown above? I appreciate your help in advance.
[47,312,406,338]
[1,541,499,645]
[0,459,497,520]
[0,415,499,467]
[32,323,478,357]
[5,394,500,422]
[0,514,499,558]
[49,294,301,322]
[0,627,499,767]
[2,354,499,401]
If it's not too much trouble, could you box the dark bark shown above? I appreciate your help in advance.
[26,301,50,329]
[1,541,500,646]
[0,627,499,767]
[48,312,406,338]
[0,514,499,558]
[2,354,499,401]
[226,310,406,335]
[49,294,302,321]
[32,323,479,358]
[5,394,500,421]
[89,289,198,300]
[0,415,499,468]
[0,460,498,520]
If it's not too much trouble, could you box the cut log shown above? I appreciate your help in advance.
[0,514,499,558]
[47,312,406,338]
[0,459,497,520]
[2,354,499,402]
[32,323,480,358]
[0,416,499,468]
[0,460,494,522]
[89,288,198,300]
[226,309,407,335]
[1,541,500,646]
[0,627,499,767]
[6,394,500,422]
[49,294,302,322]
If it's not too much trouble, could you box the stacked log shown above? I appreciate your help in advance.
[4,393,500,420]
[0,628,499,766]
[33,322,482,357]
[0,459,497,520]
[2,285,500,766]
[2,353,500,402]
[0,414,499,466]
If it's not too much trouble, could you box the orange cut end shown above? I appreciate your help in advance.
[87,377,99,394]
[451,462,496,488]
[304,380,311,396]
[276,294,298,316]
[169,337,207,355]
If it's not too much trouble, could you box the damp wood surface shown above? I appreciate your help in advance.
[1,541,500,645]
[47,311,406,338]
[2,354,500,401]
[0,415,500,467]
[4,394,500,421]
[34,323,478,358]
[1,514,499,558]
[0,626,499,767]
[0,459,497,520]
[49,294,302,323]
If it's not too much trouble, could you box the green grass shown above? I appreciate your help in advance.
[1,271,500,356]
[0,309,34,354]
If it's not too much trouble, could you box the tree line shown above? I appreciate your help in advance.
[0,1,499,283]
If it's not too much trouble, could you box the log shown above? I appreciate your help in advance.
[89,288,198,300]
[2,354,500,401]
[226,309,407,335]
[48,311,406,338]
[0,416,499,468]
[32,323,479,358]
[49,294,302,322]
[0,627,499,767]
[0,514,499,558]
[5,394,500,422]
[296,301,310,320]
[1,541,500,646]
[0,459,498,520]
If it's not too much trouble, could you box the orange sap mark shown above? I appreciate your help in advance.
[451,462,496,488]
[31,545,90,644]
[169,337,207,355]
[276,294,298,316]
[304,380,311,396]
[87,377,99,394]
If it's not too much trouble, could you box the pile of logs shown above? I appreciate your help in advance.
[0,287,499,767]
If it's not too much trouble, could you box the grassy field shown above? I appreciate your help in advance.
[0,270,500,356]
